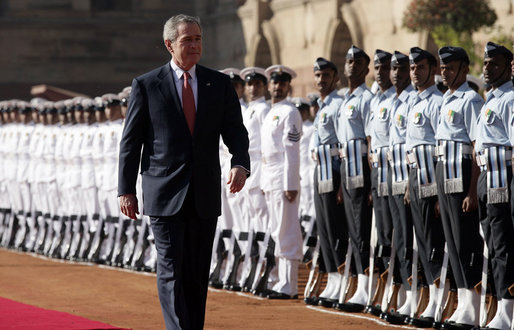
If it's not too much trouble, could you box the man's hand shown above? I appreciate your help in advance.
[404,186,410,205]
[119,193,139,220]
[284,190,298,202]
[227,167,247,193]
[462,193,478,213]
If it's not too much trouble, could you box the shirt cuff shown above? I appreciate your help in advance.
[232,165,250,177]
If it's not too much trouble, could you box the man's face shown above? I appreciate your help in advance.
[31,111,38,123]
[268,79,290,102]
[391,63,410,90]
[440,60,468,89]
[483,55,510,86]
[246,79,266,101]
[374,62,392,89]
[74,110,83,123]
[410,58,433,89]
[232,81,245,99]
[166,23,202,71]
[344,57,368,82]
[314,68,338,96]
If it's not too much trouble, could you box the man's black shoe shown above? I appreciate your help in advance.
[266,291,298,299]
[409,316,435,328]
[304,296,319,305]
[334,302,365,313]
[366,304,382,316]
[318,297,337,308]
[440,321,475,330]
[384,312,409,325]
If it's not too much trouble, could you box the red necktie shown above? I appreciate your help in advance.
[182,71,196,134]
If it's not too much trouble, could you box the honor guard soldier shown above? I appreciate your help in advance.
[216,68,246,289]
[261,64,303,299]
[13,101,35,250]
[308,57,348,307]
[405,47,445,328]
[435,46,484,329]
[334,45,374,313]
[382,51,417,324]
[368,50,398,315]
[237,66,270,291]
[221,68,247,109]
[475,42,514,330]
[47,100,68,257]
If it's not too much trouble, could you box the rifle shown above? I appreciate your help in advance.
[209,229,230,288]
[252,237,275,296]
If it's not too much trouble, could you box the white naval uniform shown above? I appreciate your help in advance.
[299,119,316,220]
[14,122,35,248]
[261,98,303,296]
[0,123,9,244]
[237,96,270,288]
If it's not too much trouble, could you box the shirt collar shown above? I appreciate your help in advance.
[170,59,197,83]
[248,96,265,106]
[319,89,338,108]
[345,83,367,98]
[444,81,469,99]
[418,84,438,100]
[398,84,414,103]
[488,80,514,99]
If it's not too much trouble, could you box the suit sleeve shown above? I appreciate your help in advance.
[220,75,251,174]
[118,78,147,196]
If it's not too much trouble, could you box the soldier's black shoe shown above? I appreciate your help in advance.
[229,284,242,292]
[409,316,435,328]
[304,296,319,305]
[366,304,383,317]
[334,302,365,313]
[383,312,409,325]
[440,321,474,330]
[266,291,298,299]
[253,289,272,297]
[318,297,337,308]
[209,280,224,289]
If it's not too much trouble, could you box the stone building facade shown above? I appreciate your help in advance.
[0,0,512,100]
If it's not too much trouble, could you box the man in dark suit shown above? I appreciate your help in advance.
[118,14,250,330]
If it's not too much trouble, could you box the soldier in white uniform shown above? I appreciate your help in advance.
[40,102,61,255]
[0,103,8,245]
[47,100,69,257]
[261,64,303,299]
[66,98,88,259]
[98,94,124,264]
[237,67,270,291]
[13,101,35,250]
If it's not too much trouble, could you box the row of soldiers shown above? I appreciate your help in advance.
[1,41,513,329]
[0,90,158,272]
[207,41,514,330]
[302,42,514,330]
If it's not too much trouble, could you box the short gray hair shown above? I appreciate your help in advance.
[163,14,202,43]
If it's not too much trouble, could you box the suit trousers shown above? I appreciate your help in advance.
[313,161,348,273]
[150,186,217,330]
[436,160,482,289]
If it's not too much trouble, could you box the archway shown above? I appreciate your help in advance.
[254,35,272,68]
[329,21,353,87]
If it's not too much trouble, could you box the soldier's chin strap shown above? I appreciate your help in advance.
[420,63,433,88]
[450,62,464,88]
[490,65,511,88]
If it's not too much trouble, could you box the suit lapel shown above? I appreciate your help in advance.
[157,63,188,125]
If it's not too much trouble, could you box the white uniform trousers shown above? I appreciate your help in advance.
[264,189,302,295]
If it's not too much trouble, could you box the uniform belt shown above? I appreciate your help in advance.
[434,144,473,157]
[262,153,284,164]
[339,140,367,159]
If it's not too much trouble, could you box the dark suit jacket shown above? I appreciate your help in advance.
[118,62,250,219]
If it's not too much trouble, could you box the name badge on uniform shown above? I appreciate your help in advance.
[345,105,355,117]
[378,107,387,120]
[484,108,494,124]
[272,115,280,126]
[447,109,455,123]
